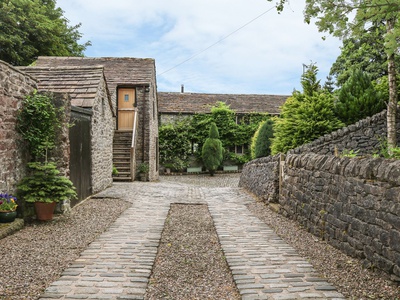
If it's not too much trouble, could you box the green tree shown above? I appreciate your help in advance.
[268,0,400,148]
[271,64,344,154]
[0,0,90,66]
[252,119,274,159]
[202,123,223,176]
[335,69,385,125]
[329,24,400,87]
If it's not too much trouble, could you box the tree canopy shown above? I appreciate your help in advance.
[0,0,90,66]
[268,0,400,148]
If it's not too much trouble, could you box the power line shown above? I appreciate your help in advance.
[158,5,277,76]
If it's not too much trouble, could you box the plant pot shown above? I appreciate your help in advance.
[34,202,56,221]
[0,210,17,223]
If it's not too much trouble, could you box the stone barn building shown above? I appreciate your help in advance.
[28,57,159,183]
[20,65,114,202]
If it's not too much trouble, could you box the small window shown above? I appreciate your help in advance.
[236,145,243,154]
[124,94,129,102]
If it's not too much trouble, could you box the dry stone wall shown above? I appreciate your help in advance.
[0,61,36,192]
[240,109,400,277]
[238,155,280,203]
[281,153,400,278]
[289,110,400,156]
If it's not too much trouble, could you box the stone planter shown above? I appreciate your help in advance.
[0,210,17,223]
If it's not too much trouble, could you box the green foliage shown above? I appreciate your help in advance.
[112,165,119,175]
[159,102,270,167]
[138,163,149,174]
[340,149,359,158]
[159,118,192,171]
[202,123,223,176]
[17,162,77,203]
[187,102,270,163]
[252,119,274,159]
[330,24,399,87]
[272,64,344,154]
[0,0,90,66]
[335,69,385,125]
[373,75,400,103]
[17,91,62,161]
[375,138,400,159]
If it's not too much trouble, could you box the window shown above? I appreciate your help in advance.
[124,94,129,102]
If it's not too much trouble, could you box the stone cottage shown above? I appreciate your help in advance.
[158,91,288,156]
[32,57,159,182]
[19,65,114,202]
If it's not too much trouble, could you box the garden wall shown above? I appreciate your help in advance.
[281,153,400,278]
[238,155,280,203]
[240,109,400,277]
[0,61,36,192]
[289,109,400,156]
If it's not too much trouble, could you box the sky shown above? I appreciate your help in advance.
[56,0,343,95]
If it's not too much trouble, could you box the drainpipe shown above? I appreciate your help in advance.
[142,85,146,163]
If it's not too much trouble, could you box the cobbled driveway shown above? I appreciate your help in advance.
[40,174,345,300]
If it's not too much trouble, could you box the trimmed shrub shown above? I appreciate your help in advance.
[253,119,274,158]
[202,123,223,176]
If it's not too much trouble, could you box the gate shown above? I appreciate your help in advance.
[69,107,92,206]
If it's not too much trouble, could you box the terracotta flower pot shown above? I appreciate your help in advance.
[34,202,56,221]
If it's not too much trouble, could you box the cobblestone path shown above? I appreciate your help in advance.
[39,175,345,300]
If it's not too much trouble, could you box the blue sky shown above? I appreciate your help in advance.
[57,0,342,95]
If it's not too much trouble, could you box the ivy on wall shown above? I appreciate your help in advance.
[159,102,271,170]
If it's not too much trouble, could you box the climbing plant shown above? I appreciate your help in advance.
[16,91,62,161]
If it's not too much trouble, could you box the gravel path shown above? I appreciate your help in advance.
[145,204,240,300]
[0,198,131,300]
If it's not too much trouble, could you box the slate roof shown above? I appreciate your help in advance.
[19,66,105,108]
[158,92,289,115]
[35,57,156,92]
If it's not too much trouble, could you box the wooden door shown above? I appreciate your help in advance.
[118,88,136,130]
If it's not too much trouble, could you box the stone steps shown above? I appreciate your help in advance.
[113,131,134,182]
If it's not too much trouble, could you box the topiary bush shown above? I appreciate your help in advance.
[253,119,274,158]
[202,123,223,176]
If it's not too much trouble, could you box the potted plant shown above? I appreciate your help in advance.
[0,193,18,223]
[17,162,77,221]
[16,91,77,221]
[138,162,149,181]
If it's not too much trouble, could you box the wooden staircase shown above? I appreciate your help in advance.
[113,131,134,181]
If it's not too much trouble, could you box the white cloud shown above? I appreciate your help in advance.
[57,0,342,94]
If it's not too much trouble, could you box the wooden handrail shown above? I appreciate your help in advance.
[131,108,138,149]
[130,109,139,181]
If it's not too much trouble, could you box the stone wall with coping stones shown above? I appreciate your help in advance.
[0,61,36,192]
[289,110,400,156]
[238,155,280,203]
[281,152,400,278]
